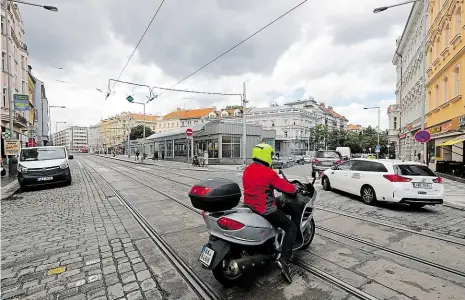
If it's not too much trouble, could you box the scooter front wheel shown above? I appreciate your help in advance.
[300,219,315,250]
[212,253,245,287]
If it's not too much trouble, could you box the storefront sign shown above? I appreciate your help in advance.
[4,140,20,156]
[13,94,30,111]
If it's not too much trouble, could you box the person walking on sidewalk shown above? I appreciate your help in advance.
[203,150,208,168]
[136,149,140,161]
[161,151,165,160]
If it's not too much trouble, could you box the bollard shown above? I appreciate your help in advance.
[9,156,18,177]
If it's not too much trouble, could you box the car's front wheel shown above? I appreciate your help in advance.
[361,185,377,205]
[322,176,331,191]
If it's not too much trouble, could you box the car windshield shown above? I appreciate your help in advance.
[20,148,66,161]
[394,164,436,177]
[316,151,340,159]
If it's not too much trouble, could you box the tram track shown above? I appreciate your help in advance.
[84,156,465,281]
[91,155,465,247]
[81,156,383,300]
[80,159,222,300]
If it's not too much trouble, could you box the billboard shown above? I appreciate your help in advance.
[14,94,30,111]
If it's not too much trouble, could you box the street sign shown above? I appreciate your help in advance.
[414,130,431,143]
[186,128,193,137]
[375,145,381,153]
[4,140,20,155]
[126,95,134,103]
[13,94,30,111]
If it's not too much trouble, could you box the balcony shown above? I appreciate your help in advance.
[1,110,29,128]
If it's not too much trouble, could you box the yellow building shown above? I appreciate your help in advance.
[99,112,160,149]
[425,0,465,167]
[27,72,36,134]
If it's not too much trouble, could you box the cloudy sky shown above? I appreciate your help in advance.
[21,0,411,132]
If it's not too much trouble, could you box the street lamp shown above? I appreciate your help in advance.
[374,0,427,164]
[364,106,381,159]
[5,0,58,175]
[373,0,420,13]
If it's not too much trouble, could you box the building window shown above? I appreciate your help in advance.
[1,16,4,35]
[443,76,448,104]
[435,83,440,108]
[221,136,241,158]
[21,81,25,94]
[454,65,460,97]
[394,117,397,129]
[2,88,7,107]
[284,131,288,138]
[2,52,5,71]
[427,90,432,112]
[455,7,462,36]
[20,55,24,69]
[444,24,450,48]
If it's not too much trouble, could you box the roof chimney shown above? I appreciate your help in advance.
[176,107,181,111]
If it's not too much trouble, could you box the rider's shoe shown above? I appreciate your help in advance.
[276,259,292,283]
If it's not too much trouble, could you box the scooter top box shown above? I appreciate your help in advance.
[189,178,241,212]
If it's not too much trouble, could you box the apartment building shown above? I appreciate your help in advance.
[388,1,425,160]
[425,0,465,167]
[52,126,88,151]
[1,0,30,141]
[246,98,348,155]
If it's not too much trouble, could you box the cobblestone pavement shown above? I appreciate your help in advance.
[1,160,198,300]
[92,156,465,239]
[84,155,465,300]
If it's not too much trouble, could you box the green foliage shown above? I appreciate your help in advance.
[130,125,154,140]
[309,126,392,155]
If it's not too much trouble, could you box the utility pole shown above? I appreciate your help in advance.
[419,0,427,164]
[242,82,247,167]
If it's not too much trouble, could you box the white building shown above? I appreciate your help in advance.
[388,1,425,160]
[30,70,49,146]
[88,124,100,153]
[247,98,348,155]
[53,126,88,151]
[1,0,30,140]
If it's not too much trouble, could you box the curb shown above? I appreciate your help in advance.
[1,180,20,200]
[96,155,240,172]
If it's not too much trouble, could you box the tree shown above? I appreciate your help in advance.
[130,125,154,140]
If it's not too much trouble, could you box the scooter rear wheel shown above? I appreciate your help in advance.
[212,252,245,287]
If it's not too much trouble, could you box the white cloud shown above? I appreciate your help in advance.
[22,0,411,132]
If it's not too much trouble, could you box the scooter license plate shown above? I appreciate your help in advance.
[199,245,215,267]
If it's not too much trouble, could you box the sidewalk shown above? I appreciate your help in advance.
[98,154,242,172]
[0,160,194,300]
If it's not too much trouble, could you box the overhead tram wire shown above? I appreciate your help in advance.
[155,0,308,97]
[111,0,165,92]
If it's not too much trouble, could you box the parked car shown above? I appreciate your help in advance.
[292,155,305,165]
[311,150,343,177]
[17,146,74,189]
[321,159,444,208]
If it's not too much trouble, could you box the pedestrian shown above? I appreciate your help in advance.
[154,151,159,161]
[136,149,140,161]
[203,150,209,168]
[162,151,165,160]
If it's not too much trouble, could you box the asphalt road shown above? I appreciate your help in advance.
[2,155,465,300]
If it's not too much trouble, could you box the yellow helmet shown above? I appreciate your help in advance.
[252,143,274,166]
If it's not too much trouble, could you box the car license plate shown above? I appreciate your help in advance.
[199,245,215,267]
[413,182,432,189]
[322,161,333,166]
[38,177,53,181]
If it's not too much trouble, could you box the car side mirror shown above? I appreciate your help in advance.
[68,154,74,159]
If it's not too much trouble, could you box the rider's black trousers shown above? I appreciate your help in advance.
[263,198,301,261]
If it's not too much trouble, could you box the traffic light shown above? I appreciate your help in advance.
[126,95,134,103]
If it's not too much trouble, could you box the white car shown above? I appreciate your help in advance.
[321,158,444,208]
[17,146,73,189]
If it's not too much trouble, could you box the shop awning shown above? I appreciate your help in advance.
[438,134,465,146]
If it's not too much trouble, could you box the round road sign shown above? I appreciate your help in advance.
[414,130,431,143]
[186,128,193,137]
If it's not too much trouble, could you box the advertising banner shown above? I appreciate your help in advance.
[13,94,30,111]
[4,140,20,156]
